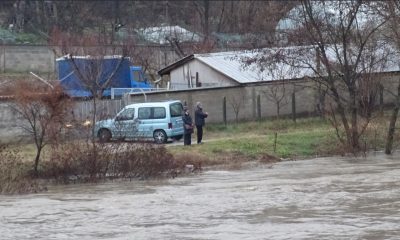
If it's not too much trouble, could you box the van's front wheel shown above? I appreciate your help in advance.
[153,130,167,144]
[98,129,112,142]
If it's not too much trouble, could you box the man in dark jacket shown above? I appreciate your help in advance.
[194,102,208,144]
[182,106,193,146]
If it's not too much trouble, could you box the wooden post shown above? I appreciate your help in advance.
[223,96,227,126]
[292,91,296,122]
[379,84,384,112]
[257,94,261,120]
[252,87,256,119]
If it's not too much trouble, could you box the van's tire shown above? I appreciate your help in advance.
[172,135,183,141]
[153,130,167,144]
[98,129,112,142]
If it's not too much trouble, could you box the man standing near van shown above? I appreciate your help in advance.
[182,106,194,146]
[195,102,208,144]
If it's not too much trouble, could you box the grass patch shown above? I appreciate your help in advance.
[170,117,338,162]
[267,129,334,158]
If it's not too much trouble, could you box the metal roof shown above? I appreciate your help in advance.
[193,47,317,83]
[195,52,262,83]
[158,46,320,84]
[159,44,400,84]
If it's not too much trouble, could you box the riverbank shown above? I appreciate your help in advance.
[168,115,395,169]
[169,117,340,163]
[1,115,396,194]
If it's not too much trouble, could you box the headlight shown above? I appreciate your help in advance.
[82,120,92,126]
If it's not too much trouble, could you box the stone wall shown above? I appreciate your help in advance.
[0,44,179,74]
[0,101,27,143]
[0,98,127,143]
[126,74,400,124]
[125,80,317,123]
[0,45,56,73]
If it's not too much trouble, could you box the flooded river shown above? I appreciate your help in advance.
[1,153,400,239]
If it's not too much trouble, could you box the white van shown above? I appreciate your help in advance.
[94,100,184,143]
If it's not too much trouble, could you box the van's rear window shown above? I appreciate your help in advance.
[170,103,183,117]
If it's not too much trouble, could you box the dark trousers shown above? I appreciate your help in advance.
[196,125,203,143]
[184,133,192,145]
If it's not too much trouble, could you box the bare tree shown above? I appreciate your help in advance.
[227,90,245,123]
[193,0,210,42]
[381,0,400,154]
[10,81,72,175]
[57,29,129,131]
[262,82,289,119]
[248,1,389,152]
[256,61,295,119]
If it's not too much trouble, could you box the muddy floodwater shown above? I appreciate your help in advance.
[1,153,400,240]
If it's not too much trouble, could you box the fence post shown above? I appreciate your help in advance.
[223,96,227,126]
[273,132,278,153]
[379,83,384,113]
[1,46,5,73]
[252,87,256,119]
[257,94,261,120]
[292,91,296,122]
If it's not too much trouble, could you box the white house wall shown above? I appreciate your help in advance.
[170,59,239,90]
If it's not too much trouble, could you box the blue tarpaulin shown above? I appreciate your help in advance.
[57,56,138,98]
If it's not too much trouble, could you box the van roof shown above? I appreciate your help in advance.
[124,100,181,109]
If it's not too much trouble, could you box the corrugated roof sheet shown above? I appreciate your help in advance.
[194,47,316,83]
[159,43,400,84]
[191,43,400,84]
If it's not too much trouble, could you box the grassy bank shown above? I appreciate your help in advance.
[9,116,395,165]
[168,113,399,164]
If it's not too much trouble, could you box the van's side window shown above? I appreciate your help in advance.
[138,107,166,119]
[153,107,166,119]
[138,107,151,119]
[117,108,135,121]
[170,103,183,117]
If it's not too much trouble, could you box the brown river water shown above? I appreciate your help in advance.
[1,152,400,239]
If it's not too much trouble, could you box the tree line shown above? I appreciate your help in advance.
[0,0,295,46]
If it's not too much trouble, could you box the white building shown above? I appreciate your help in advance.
[157,50,287,90]
[158,44,400,90]
[157,47,322,90]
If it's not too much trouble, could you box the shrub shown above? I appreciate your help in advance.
[42,141,178,183]
[0,145,45,194]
